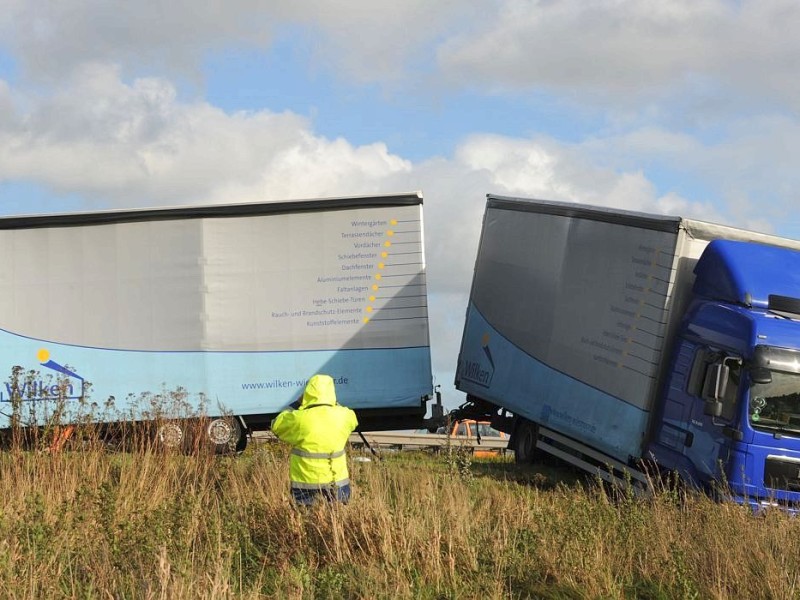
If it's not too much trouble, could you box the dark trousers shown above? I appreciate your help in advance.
[291,483,351,506]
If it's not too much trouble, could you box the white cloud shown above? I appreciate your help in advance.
[0,79,13,127]
[437,0,800,114]
[0,63,410,206]
[1,0,274,81]
[454,133,707,215]
[0,0,471,84]
[208,136,412,204]
[270,0,477,84]
[575,120,800,233]
[6,0,800,121]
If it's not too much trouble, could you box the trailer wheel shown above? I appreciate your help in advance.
[156,421,185,450]
[206,417,246,454]
[513,419,539,464]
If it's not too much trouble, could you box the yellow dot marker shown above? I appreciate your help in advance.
[386,230,394,237]
[384,241,391,247]
[375,273,382,280]
[372,284,379,291]
[390,219,397,225]
[366,306,373,313]
[369,295,376,302]
[381,251,388,258]
[37,348,50,362]
[378,262,385,269]
[363,317,370,323]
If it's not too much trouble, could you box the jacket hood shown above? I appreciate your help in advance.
[300,374,337,408]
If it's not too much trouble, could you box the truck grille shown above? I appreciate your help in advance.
[764,457,800,492]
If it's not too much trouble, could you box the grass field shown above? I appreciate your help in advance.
[0,435,798,599]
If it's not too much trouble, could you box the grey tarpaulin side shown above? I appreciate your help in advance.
[0,192,428,353]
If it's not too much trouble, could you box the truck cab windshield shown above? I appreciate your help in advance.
[749,370,800,434]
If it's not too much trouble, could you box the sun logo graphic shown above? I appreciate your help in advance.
[1,349,85,402]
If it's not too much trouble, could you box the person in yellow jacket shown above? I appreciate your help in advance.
[271,374,358,505]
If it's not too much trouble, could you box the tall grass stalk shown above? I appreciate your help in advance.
[0,441,798,599]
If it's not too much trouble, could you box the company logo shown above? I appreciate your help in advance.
[1,349,85,402]
[459,332,495,388]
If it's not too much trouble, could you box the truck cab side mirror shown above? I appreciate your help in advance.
[702,363,729,400]
[701,363,729,419]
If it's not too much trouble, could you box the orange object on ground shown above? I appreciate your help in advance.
[49,425,75,452]
[439,419,507,458]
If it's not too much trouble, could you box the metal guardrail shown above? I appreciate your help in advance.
[352,431,509,450]
[253,430,509,451]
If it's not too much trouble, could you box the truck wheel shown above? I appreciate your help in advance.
[206,417,246,454]
[156,421,185,451]
[513,419,539,464]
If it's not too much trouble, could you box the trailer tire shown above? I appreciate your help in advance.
[155,421,185,451]
[513,419,539,464]
[206,417,246,455]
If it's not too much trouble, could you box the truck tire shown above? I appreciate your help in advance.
[513,419,539,464]
[206,417,246,455]
[155,421,185,451]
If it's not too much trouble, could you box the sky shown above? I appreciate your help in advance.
[2,0,800,409]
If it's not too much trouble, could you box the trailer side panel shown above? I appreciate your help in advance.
[456,197,681,461]
[0,196,432,427]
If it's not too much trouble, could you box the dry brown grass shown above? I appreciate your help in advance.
[0,439,798,599]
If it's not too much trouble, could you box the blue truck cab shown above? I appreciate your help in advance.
[652,240,800,507]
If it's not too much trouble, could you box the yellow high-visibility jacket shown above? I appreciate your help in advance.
[271,374,358,489]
